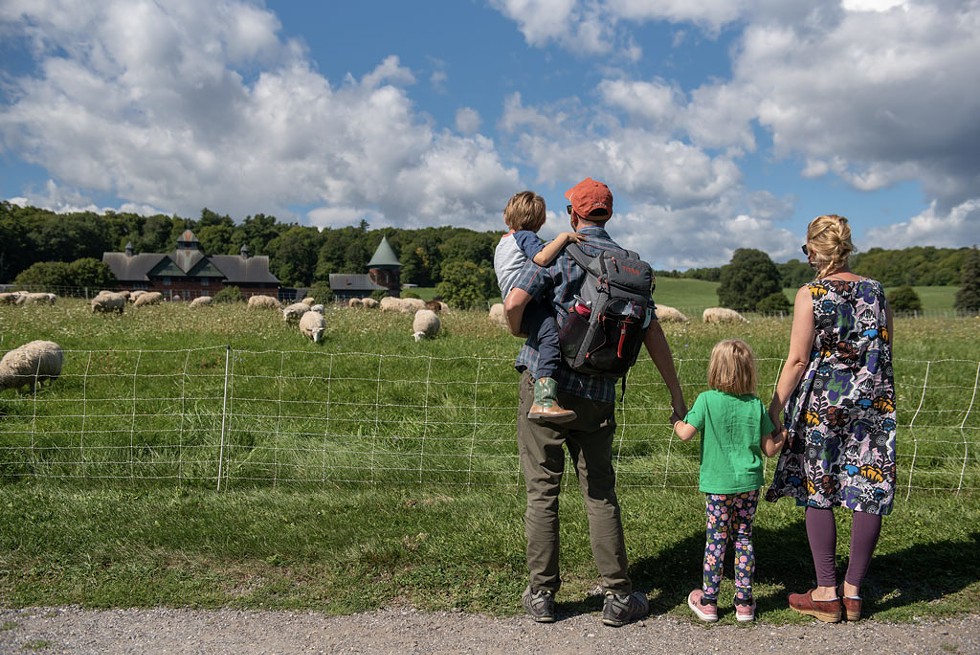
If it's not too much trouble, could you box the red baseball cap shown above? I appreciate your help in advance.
[565,177,613,219]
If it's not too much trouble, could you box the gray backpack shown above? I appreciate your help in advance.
[558,244,654,380]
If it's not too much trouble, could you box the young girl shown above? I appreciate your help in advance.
[673,339,785,622]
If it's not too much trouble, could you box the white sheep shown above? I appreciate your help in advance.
[23,292,56,305]
[282,302,310,323]
[0,340,64,393]
[412,309,441,341]
[247,294,281,310]
[703,307,750,324]
[128,290,147,303]
[91,291,127,314]
[361,297,379,309]
[299,308,326,343]
[399,297,426,313]
[489,303,508,329]
[0,292,23,304]
[133,291,164,307]
[379,296,402,312]
[310,304,325,313]
[301,297,315,306]
[189,296,213,308]
[655,305,690,323]
[348,298,363,308]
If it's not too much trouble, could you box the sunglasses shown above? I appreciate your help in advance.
[566,204,573,215]
[801,245,809,256]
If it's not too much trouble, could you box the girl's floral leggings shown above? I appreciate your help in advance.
[702,490,759,603]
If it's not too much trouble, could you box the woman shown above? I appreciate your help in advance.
[766,214,896,623]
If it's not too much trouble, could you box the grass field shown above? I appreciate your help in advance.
[0,299,977,622]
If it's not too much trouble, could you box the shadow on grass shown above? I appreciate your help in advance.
[621,520,980,619]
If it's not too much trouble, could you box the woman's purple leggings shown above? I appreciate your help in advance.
[805,507,882,589]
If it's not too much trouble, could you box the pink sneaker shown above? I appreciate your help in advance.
[687,589,718,622]
[734,596,756,622]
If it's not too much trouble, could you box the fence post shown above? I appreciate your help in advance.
[216,344,232,492]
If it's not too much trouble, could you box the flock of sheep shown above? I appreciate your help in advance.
[1,286,749,395]
[487,302,748,327]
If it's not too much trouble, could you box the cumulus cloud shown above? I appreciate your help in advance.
[866,199,980,249]
[0,0,518,229]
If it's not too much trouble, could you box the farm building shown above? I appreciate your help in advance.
[328,236,402,300]
[102,230,280,299]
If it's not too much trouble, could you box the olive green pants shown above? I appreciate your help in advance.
[516,370,631,595]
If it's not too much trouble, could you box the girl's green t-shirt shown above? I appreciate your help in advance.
[683,389,775,494]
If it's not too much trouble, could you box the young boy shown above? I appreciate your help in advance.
[494,190,583,423]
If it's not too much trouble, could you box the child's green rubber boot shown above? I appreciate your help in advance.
[528,377,576,423]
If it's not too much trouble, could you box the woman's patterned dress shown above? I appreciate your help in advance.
[765,278,897,515]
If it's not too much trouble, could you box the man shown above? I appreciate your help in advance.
[503,177,687,626]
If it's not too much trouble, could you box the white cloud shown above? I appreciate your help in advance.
[0,0,518,229]
[866,199,980,248]
[455,107,482,135]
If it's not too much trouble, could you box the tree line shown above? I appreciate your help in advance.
[2,202,977,312]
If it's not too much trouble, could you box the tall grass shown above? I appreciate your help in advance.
[0,300,977,620]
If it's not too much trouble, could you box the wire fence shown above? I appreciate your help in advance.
[1,347,977,494]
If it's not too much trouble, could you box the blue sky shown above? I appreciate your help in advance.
[1,0,978,270]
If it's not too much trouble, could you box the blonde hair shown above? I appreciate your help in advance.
[504,191,546,232]
[707,339,758,396]
[806,214,854,278]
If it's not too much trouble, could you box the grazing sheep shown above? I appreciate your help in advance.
[412,309,441,341]
[247,294,281,310]
[282,302,310,323]
[91,291,127,314]
[133,291,164,307]
[301,297,315,306]
[655,305,690,323]
[380,296,403,312]
[128,290,147,303]
[348,298,363,308]
[489,303,508,329]
[23,292,56,305]
[189,296,213,308]
[299,308,326,343]
[400,297,426,313]
[0,292,23,304]
[424,299,443,312]
[310,304,325,313]
[702,307,749,324]
[361,297,379,309]
[0,340,64,393]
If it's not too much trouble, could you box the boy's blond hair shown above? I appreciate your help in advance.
[504,191,547,232]
[707,339,757,396]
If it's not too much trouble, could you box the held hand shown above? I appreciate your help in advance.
[566,231,586,243]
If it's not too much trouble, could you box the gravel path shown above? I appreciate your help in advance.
[1,607,978,654]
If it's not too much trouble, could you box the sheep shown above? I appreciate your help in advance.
[133,291,164,307]
[128,290,147,303]
[91,291,127,314]
[23,292,56,305]
[654,304,690,323]
[299,308,326,343]
[0,340,64,393]
[400,297,426,313]
[361,297,379,309]
[489,303,508,329]
[424,299,443,313]
[189,296,213,308]
[379,296,403,312]
[412,308,441,341]
[282,302,310,323]
[310,304,325,313]
[348,298,363,308]
[247,294,281,310]
[703,307,750,324]
[301,297,315,306]
[0,292,23,304]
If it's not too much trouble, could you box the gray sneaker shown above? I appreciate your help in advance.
[602,590,649,627]
[522,585,556,623]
